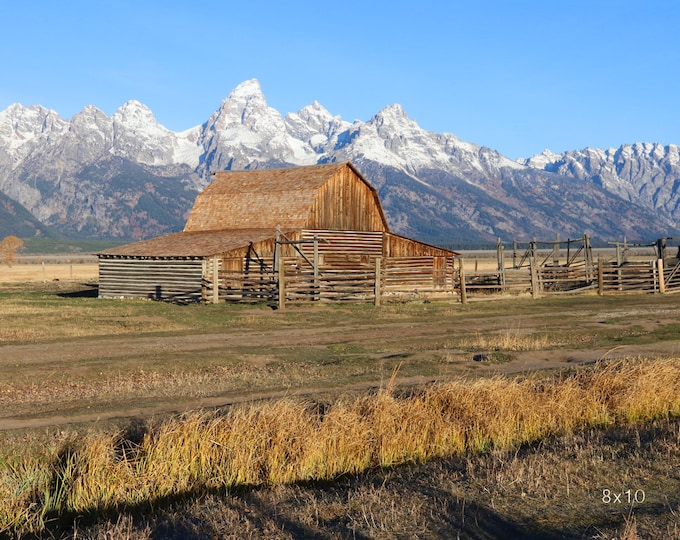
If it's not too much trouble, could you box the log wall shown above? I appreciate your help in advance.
[98,257,204,302]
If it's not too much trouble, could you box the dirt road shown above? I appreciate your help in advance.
[3,300,680,432]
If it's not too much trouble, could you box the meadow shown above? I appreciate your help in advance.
[0,274,679,538]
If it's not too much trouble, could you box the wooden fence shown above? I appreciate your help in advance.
[457,257,680,302]
[278,255,456,306]
[200,253,680,306]
[202,255,456,306]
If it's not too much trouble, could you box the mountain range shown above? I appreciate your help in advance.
[1,78,679,247]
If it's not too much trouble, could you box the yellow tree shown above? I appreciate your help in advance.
[0,236,24,266]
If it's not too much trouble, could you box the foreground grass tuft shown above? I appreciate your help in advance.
[1,357,679,536]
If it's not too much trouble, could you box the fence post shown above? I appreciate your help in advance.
[530,258,539,299]
[584,233,593,282]
[450,256,456,299]
[374,257,382,306]
[278,256,286,310]
[658,258,666,294]
[458,258,467,304]
[497,238,506,290]
[598,257,604,296]
[212,257,219,304]
[313,234,319,300]
[201,259,207,303]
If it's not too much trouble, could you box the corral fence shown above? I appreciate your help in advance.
[202,254,457,307]
[199,234,680,307]
[457,235,680,302]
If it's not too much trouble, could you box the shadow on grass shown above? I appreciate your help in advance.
[30,459,628,539]
[37,476,535,540]
[21,418,680,540]
[57,283,99,298]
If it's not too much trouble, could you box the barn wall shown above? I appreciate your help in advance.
[384,233,454,257]
[299,230,383,258]
[307,168,387,231]
[98,257,204,302]
[220,232,301,260]
[218,230,450,274]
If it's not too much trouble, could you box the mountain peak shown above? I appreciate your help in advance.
[375,103,407,120]
[78,104,106,116]
[370,103,415,131]
[229,79,263,97]
[211,78,283,134]
[113,100,157,127]
[218,79,267,114]
[0,103,67,157]
[298,100,329,115]
[294,101,339,126]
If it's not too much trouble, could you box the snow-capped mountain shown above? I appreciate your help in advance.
[0,79,678,244]
[520,144,680,221]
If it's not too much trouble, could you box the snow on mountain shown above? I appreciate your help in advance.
[1,78,679,243]
[197,79,317,173]
[111,100,202,167]
[0,104,68,166]
[522,143,680,219]
[284,101,351,153]
[519,149,562,170]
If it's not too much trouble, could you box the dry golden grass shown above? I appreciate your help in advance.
[1,356,679,536]
[459,327,554,351]
[0,296,186,343]
[0,262,98,283]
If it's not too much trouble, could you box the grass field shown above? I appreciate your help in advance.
[0,259,98,283]
[0,277,679,538]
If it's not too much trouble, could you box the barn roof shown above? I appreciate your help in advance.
[184,161,388,232]
[98,162,404,258]
[98,228,287,257]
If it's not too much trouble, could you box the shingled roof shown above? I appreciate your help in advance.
[97,228,290,258]
[99,161,389,257]
[184,161,388,232]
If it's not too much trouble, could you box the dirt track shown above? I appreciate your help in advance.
[4,273,680,433]
[3,306,680,432]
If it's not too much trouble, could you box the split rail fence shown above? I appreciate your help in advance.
[202,255,456,307]
[457,235,680,302]
[199,235,680,307]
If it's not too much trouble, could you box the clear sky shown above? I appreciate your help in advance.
[1,0,678,159]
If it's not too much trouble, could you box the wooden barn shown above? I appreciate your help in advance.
[97,162,458,304]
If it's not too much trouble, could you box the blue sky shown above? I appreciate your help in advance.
[1,0,678,159]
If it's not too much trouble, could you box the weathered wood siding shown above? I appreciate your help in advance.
[283,256,376,303]
[306,168,387,231]
[383,256,456,300]
[299,230,383,258]
[384,233,454,257]
[98,257,204,302]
